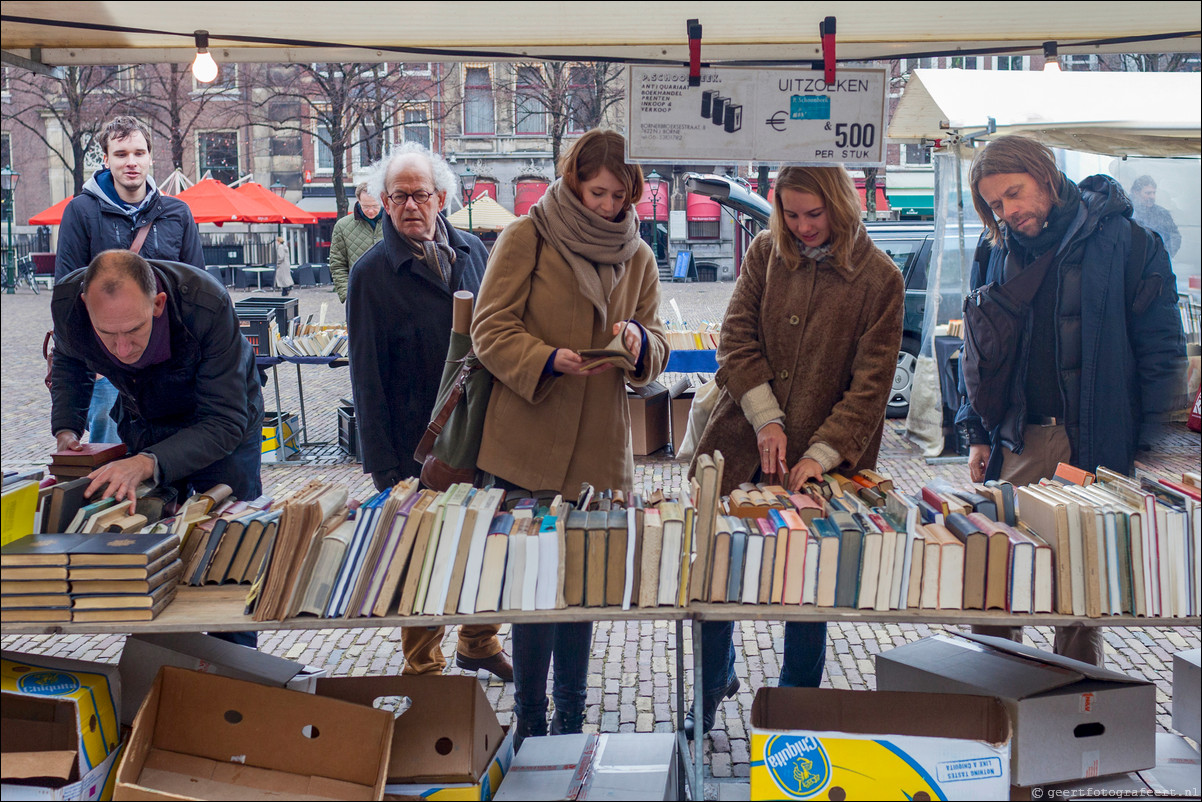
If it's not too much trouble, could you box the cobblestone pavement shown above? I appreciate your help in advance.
[3,278,1198,795]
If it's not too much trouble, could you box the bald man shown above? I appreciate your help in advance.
[51,250,264,509]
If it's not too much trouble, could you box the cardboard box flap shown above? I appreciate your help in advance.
[0,750,78,783]
[314,674,504,784]
[894,635,1083,700]
[148,667,393,788]
[960,632,1151,686]
[494,734,590,801]
[750,687,1011,747]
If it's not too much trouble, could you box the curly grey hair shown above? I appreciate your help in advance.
[367,142,458,201]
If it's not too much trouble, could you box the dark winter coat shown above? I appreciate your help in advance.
[50,260,263,485]
[957,174,1187,479]
[346,215,488,481]
[55,170,204,279]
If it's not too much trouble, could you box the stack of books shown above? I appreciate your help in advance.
[47,443,127,482]
[1,531,181,623]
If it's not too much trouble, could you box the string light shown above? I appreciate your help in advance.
[1043,41,1061,72]
[192,30,219,83]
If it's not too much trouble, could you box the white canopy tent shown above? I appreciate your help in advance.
[889,69,1202,157]
[2,1,1199,66]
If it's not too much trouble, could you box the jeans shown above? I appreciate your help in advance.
[511,622,591,727]
[86,377,121,444]
[699,620,827,696]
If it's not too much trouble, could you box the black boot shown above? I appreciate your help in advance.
[512,712,547,753]
[550,709,584,735]
[683,676,740,741]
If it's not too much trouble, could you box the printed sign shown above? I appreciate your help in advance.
[628,65,887,165]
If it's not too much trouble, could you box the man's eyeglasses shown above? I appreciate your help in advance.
[387,190,434,206]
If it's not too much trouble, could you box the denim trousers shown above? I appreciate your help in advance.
[86,377,121,444]
[699,620,827,696]
[511,621,592,724]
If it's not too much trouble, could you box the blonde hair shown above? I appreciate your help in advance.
[970,135,1063,244]
[559,129,644,213]
[769,166,862,269]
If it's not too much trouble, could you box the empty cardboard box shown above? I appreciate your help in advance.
[118,633,324,725]
[314,674,508,799]
[1011,732,1201,800]
[628,381,669,456]
[1,651,123,801]
[493,732,678,801]
[749,687,1011,801]
[875,633,1155,787]
[114,666,393,801]
[1173,648,1200,743]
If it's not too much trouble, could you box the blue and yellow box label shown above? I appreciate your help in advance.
[385,731,514,801]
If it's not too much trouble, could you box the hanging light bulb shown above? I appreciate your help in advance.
[1043,41,1061,72]
[192,30,219,83]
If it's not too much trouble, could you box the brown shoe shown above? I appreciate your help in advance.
[456,651,514,682]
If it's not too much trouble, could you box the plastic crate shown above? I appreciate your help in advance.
[338,404,358,458]
[235,296,299,332]
[237,308,274,356]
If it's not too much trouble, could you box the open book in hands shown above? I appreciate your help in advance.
[577,322,637,372]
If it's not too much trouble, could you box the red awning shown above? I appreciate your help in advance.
[855,178,891,212]
[28,197,73,226]
[635,181,668,222]
[749,180,774,205]
[235,182,318,224]
[469,181,497,203]
[175,178,284,224]
[513,181,549,216]
[686,192,721,222]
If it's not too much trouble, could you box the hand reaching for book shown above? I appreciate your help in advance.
[787,457,824,492]
[85,455,155,514]
[56,431,84,452]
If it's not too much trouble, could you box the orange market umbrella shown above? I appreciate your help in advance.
[29,196,73,225]
[235,182,318,225]
[174,178,284,224]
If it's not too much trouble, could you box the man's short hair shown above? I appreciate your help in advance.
[355,181,371,198]
[81,250,156,299]
[98,116,154,156]
[970,135,1064,244]
[1131,175,1157,194]
[368,142,458,200]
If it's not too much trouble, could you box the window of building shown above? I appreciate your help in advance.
[902,144,932,167]
[314,122,335,174]
[198,130,239,184]
[96,65,134,94]
[900,57,934,74]
[193,63,238,95]
[949,56,980,69]
[686,193,721,240]
[464,66,495,135]
[401,62,432,76]
[1062,54,1097,71]
[567,66,591,134]
[514,66,546,135]
[994,56,1028,71]
[402,106,431,148]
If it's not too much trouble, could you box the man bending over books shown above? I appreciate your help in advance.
[50,251,265,644]
[958,136,1187,665]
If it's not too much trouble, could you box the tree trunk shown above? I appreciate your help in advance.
[863,167,879,220]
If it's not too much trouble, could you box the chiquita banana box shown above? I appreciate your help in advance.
[1,650,123,800]
[749,688,1011,801]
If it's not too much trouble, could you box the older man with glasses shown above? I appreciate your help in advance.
[346,142,512,682]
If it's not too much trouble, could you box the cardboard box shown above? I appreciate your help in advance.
[1173,648,1200,743]
[314,674,505,796]
[493,732,677,801]
[384,733,512,801]
[262,411,298,462]
[115,666,392,801]
[749,687,1011,801]
[875,633,1156,787]
[1012,732,1201,800]
[117,633,326,725]
[628,381,669,456]
[1,651,123,801]
[670,385,695,454]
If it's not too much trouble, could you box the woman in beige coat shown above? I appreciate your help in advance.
[472,129,668,748]
[686,166,904,740]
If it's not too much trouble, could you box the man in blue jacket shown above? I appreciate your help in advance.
[55,115,205,445]
[957,136,1187,664]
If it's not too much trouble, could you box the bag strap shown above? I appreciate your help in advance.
[997,246,1057,307]
[130,223,151,255]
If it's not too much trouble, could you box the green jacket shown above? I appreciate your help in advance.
[329,203,385,302]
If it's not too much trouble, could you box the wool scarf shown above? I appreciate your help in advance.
[1006,172,1082,261]
[528,178,641,319]
[401,214,456,286]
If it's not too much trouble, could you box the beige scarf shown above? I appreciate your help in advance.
[528,178,641,319]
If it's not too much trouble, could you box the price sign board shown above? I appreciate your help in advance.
[628,65,887,166]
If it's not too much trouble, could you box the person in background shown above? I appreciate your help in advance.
[687,165,904,740]
[274,236,294,297]
[472,129,669,749]
[329,182,385,304]
[959,136,1186,664]
[55,115,204,446]
[1130,175,1181,257]
[347,143,512,684]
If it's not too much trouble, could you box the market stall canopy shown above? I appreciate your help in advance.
[446,195,518,233]
[889,69,1202,157]
[174,178,284,224]
[2,2,1198,65]
[235,182,318,225]
[28,196,72,225]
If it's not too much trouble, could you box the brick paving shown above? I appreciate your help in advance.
[2,278,1198,797]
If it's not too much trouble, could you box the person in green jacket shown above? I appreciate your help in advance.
[329,181,384,302]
